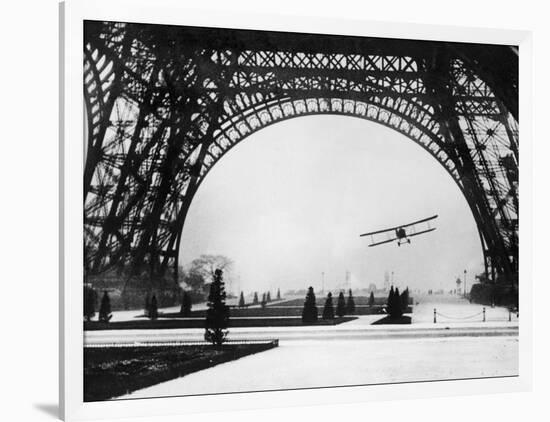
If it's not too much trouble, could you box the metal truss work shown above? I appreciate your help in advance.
[83,21,519,288]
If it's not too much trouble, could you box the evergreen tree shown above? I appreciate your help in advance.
[84,286,97,321]
[204,269,230,346]
[369,291,375,307]
[400,287,410,312]
[322,292,335,320]
[238,291,245,308]
[180,291,192,316]
[387,286,395,315]
[144,292,151,318]
[253,292,259,305]
[346,289,356,314]
[261,293,267,308]
[149,295,159,320]
[266,291,271,302]
[302,286,318,323]
[276,288,281,300]
[389,287,403,318]
[98,291,112,323]
[336,291,346,317]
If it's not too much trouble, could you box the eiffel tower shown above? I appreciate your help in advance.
[83,20,518,292]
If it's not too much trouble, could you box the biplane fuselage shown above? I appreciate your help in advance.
[395,227,410,246]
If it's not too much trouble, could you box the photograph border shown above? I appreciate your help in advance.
[60,1,533,420]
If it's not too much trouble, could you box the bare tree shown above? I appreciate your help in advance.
[190,255,233,280]
[179,255,233,297]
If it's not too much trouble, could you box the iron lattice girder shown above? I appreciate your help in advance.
[83,20,518,282]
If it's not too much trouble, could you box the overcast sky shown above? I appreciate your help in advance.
[179,115,484,295]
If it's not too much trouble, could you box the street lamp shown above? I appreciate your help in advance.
[463,269,467,299]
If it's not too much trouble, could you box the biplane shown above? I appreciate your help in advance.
[360,215,438,247]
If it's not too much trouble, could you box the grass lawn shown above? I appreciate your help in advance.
[273,296,413,307]
[84,343,277,401]
[84,316,357,331]
[162,307,391,318]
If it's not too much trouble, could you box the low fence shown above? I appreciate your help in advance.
[432,307,519,323]
[85,339,279,349]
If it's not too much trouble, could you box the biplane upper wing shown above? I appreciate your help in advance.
[406,227,436,238]
[400,214,438,229]
[359,226,400,237]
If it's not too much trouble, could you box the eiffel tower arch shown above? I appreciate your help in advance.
[83,21,518,291]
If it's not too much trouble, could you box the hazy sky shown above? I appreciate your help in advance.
[179,115,483,295]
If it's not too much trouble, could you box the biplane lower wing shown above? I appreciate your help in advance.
[368,237,398,247]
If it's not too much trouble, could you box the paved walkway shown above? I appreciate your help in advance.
[413,295,516,324]
[122,334,517,399]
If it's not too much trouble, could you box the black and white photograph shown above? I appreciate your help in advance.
[80,18,521,403]
[7,0,550,420]
[7,0,550,419]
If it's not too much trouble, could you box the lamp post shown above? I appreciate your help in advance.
[321,272,325,295]
[463,269,467,299]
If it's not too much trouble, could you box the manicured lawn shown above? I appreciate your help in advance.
[163,306,389,318]
[84,316,357,331]
[273,296,413,307]
[84,343,277,401]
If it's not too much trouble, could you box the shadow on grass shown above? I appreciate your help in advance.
[371,315,412,325]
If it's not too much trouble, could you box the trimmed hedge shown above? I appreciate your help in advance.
[84,316,357,331]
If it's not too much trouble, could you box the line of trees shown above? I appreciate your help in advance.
[238,289,280,308]
[304,288,359,322]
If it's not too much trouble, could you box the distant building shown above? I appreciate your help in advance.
[456,277,462,294]
[384,271,390,291]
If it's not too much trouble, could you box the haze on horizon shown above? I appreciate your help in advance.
[179,115,484,296]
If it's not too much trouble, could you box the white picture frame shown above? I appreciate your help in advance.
[60,0,533,420]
